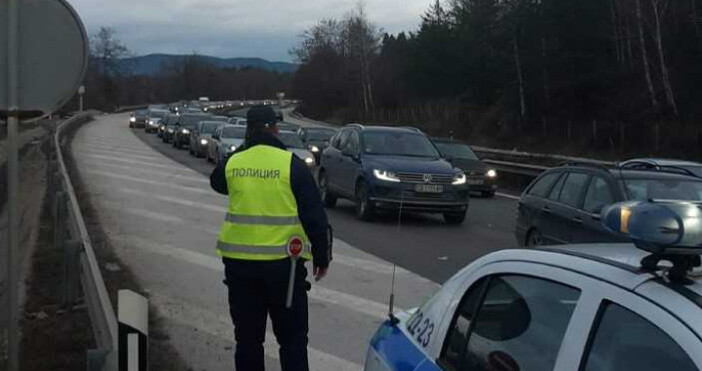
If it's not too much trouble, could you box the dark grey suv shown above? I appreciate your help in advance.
[516,163,702,246]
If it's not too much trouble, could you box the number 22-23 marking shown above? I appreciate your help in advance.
[406,311,435,348]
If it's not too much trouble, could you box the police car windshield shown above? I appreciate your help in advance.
[624,179,702,201]
[222,127,246,138]
[363,132,440,158]
[278,132,305,149]
[434,142,480,160]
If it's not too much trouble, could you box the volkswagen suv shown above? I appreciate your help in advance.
[318,125,470,224]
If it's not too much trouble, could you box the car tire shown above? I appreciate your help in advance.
[189,146,194,156]
[482,191,496,198]
[355,182,375,221]
[318,172,337,208]
[444,211,467,225]
[526,229,543,247]
[129,123,133,128]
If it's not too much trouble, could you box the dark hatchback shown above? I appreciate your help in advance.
[516,163,702,246]
[298,127,338,162]
[432,138,498,197]
[129,110,149,128]
[172,113,216,149]
[318,125,470,224]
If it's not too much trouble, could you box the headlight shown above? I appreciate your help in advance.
[310,145,320,153]
[373,169,401,183]
[149,120,154,125]
[182,129,190,134]
[453,172,467,185]
[200,139,208,146]
[486,169,497,178]
[305,157,315,166]
[130,117,136,122]
[167,129,174,133]
[229,145,237,152]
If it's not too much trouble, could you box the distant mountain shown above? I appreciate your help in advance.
[119,54,298,75]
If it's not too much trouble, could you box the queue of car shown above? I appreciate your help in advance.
[126,107,702,370]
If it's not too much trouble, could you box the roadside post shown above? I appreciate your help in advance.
[79,85,85,112]
[118,290,148,371]
[0,1,88,369]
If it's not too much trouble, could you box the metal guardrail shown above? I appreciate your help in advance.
[53,113,118,370]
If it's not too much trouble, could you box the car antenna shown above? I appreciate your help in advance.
[388,191,404,326]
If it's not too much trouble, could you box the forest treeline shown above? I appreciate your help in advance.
[291,0,702,156]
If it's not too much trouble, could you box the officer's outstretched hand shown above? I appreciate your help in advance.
[313,266,328,282]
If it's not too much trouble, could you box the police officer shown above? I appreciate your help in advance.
[210,105,331,371]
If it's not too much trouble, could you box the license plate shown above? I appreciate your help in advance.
[415,184,443,193]
[467,179,484,185]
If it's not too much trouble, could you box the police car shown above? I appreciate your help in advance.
[365,200,702,371]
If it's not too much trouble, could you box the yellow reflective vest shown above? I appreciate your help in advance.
[216,145,311,261]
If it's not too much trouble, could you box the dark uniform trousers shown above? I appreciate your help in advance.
[223,258,310,371]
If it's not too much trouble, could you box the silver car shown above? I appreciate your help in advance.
[365,200,702,371]
[207,125,246,165]
[278,130,316,167]
[189,121,225,158]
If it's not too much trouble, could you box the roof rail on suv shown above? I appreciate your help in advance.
[399,126,423,133]
[346,123,365,130]
[619,160,699,178]
[559,161,612,172]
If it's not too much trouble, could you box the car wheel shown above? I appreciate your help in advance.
[526,229,543,247]
[129,123,133,128]
[355,182,374,221]
[189,146,194,156]
[443,211,467,225]
[482,191,496,198]
[318,171,337,208]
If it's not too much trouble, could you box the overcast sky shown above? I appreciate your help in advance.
[69,0,428,62]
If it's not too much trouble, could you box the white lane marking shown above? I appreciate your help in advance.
[77,153,199,174]
[100,201,196,225]
[83,169,215,196]
[106,187,436,282]
[496,192,520,200]
[78,142,156,156]
[150,293,362,371]
[116,187,227,213]
[111,234,399,319]
[77,138,153,152]
[81,160,208,184]
[77,147,167,162]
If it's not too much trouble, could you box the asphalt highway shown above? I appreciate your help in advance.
[72,113,445,370]
[132,114,520,284]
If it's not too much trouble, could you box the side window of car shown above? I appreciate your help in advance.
[581,301,697,371]
[438,278,489,371]
[583,177,615,214]
[528,172,561,198]
[548,173,568,201]
[345,132,360,155]
[460,275,581,371]
[558,173,590,208]
[337,130,352,150]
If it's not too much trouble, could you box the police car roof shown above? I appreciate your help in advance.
[474,245,701,294]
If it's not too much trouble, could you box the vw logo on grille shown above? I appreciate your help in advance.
[423,174,433,183]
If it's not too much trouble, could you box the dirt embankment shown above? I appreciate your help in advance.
[4,117,190,370]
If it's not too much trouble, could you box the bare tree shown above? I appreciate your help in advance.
[635,0,659,109]
[650,0,678,116]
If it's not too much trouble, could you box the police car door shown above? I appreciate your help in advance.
[403,260,603,371]
[573,282,702,371]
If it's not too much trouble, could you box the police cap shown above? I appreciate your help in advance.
[247,105,278,130]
